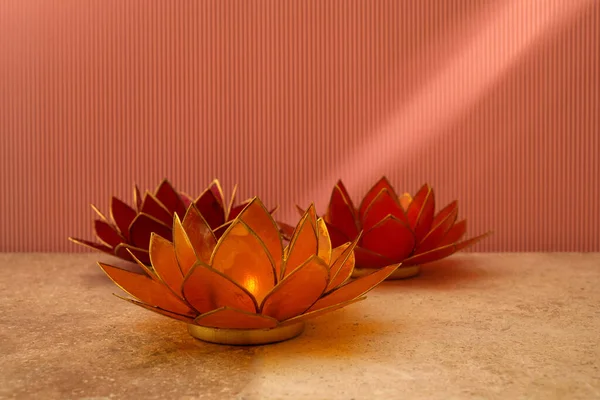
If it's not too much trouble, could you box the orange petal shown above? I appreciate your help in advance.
[68,237,113,254]
[326,239,358,291]
[140,192,174,226]
[283,213,318,278]
[416,206,458,254]
[114,243,151,265]
[403,232,491,265]
[110,197,136,240]
[182,261,258,314]
[439,219,467,246]
[98,262,194,316]
[261,256,329,321]
[172,214,198,276]
[129,213,172,250]
[325,184,359,241]
[353,246,395,269]
[307,264,399,312]
[399,193,412,210]
[133,185,142,212]
[280,296,366,326]
[194,187,226,229]
[181,205,217,267]
[238,198,284,279]
[193,307,278,329]
[361,188,409,231]
[316,218,332,266]
[117,296,195,323]
[210,221,276,304]
[155,179,187,218]
[358,177,398,220]
[94,220,124,248]
[406,184,434,233]
[324,222,350,248]
[149,234,185,296]
[361,216,415,262]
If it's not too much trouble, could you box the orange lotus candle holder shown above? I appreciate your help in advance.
[286,177,491,279]
[69,179,276,266]
[98,198,399,345]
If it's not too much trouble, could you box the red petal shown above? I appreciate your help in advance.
[228,199,252,221]
[110,197,137,240]
[140,192,174,226]
[336,180,357,212]
[213,221,232,239]
[361,216,416,263]
[406,184,434,240]
[98,262,194,316]
[193,307,278,329]
[194,187,226,229]
[325,184,359,241]
[353,246,395,269]
[439,219,467,246]
[403,232,491,265]
[307,264,399,312]
[68,237,114,254]
[431,200,458,228]
[155,180,187,218]
[129,214,172,250]
[278,221,296,241]
[180,192,194,208]
[114,243,151,265]
[182,262,258,314]
[94,220,124,248]
[416,206,458,254]
[324,222,350,248]
[358,177,398,220]
[208,180,225,206]
[361,188,408,231]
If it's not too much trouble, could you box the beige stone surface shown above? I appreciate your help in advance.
[1,253,599,400]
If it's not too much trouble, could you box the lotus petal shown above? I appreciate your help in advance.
[110,197,136,239]
[228,199,252,220]
[194,187,226,229]
[194,307,278,329]
[361,188,408,231]
[94,220,124,248]
[278,221,296,240]
[90,204,109,221]
[140,192,174,226]
[416,206,458,253]
[182,262,258,314]
[133,185,142,212]
[325,184,359,240]
[316,219,332,266]
[210,221,276,303]
[439,219,467,246]
[213,221,232,239]
[283,214,317,278]
[280,296,366,326]
[149,234,184,297]
[307,264,399,312]
[180,192,194,208]
[68,237,113,254]
[406,184,435,242]
[98,262,194,316]
[225,184,238,219]
[114,243,151,265]
[403,232,491,265]
[181,205,217,267]
[117,296,194,323]
[361,216,415,262]
[208,179,225,206]
[261,256,328,321]
[353,246,395,269]
[238,198,284,278]
[336,180,357,212]
[155,179,187,218]
[431,200,458,228]
[326,240,358,291]
[172,215,197,277]
[129,214,172,250]
[358,177,398,220]
[324,222,350,248]
[398,193,412,210]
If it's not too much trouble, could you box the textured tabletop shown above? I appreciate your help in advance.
[1,253,599,400]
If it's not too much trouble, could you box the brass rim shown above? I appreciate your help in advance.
[187,322,305,346]
[352,265,420,280]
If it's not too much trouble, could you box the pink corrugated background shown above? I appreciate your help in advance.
[0,0,598,253]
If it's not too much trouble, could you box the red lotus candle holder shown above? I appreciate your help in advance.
[286,177,491,279]
[69,179,276,266]
[98,198,399,345]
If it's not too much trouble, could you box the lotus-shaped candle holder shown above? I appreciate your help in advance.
[286,177,490,279]
[97,198,399,345]
[69,179,275,266]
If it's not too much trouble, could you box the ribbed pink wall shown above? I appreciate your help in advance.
[0,0,598,252]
